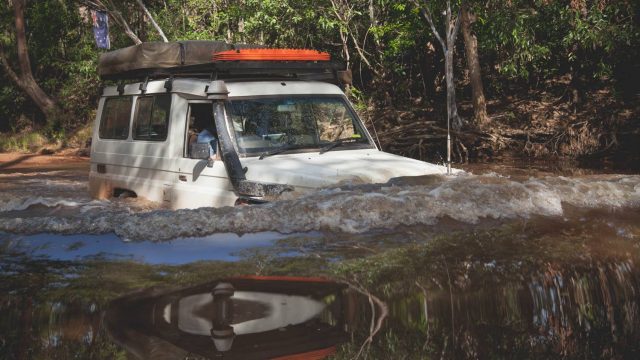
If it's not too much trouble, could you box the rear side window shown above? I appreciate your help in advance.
[99,97,132,140]
[133,94,171,141]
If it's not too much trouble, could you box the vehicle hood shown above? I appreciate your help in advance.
[241,149,452,189]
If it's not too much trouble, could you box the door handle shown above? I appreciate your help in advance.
[179,175,187,182]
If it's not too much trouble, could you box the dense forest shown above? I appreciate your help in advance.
[0,0,638,164]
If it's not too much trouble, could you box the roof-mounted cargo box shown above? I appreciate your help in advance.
[98,41,350,84]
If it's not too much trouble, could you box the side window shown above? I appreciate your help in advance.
[185,103,217,158]
[133,94,171,141]
[99,97,132,140]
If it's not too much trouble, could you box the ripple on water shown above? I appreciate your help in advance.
[0,171,639,240]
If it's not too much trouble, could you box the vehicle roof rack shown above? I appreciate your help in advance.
[98,42,350,84]
[100,60,346,82]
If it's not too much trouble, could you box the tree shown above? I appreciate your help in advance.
[0,0,59,120]
[412,0,463,130]
[460,3,488,128]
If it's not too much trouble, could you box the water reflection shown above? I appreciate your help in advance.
[106,276,348,359]
[4,232,295,264]
[1,211,640,359]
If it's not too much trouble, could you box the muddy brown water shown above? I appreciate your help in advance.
[0,157,639,359]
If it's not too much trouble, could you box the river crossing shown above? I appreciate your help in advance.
[1,156,639,359]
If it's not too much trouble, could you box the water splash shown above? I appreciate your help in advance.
[1,172,639,240]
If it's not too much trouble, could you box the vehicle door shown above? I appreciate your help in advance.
[172,101,236,209]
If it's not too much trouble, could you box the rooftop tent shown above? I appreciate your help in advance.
[97,41,350,84]
[98,41,261,78]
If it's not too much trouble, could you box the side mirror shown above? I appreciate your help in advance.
[190,143,210,159]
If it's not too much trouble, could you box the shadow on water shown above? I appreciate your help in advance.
[1,208,640,359]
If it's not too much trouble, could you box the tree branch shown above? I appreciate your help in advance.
[85,0,142,45]
[451,8,462,44]
[348,29,375,70]
[330,0,376,71]
[135,0,168,42]
[5,0,59,117]
[13,0,33,76]
[446,0,452,37]
[412,0,446,50]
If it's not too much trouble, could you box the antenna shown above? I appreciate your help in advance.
[447,110,451,175]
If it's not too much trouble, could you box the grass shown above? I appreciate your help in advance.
[0,132,48,153]
[0,122,93,154]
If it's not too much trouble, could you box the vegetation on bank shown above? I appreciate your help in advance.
[0,0,638,162]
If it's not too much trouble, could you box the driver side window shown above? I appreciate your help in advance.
[185,103,220,159]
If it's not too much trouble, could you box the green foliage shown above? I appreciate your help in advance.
[0,0,637,144]
[0,132,48,152]
[476,0,640,84]
[1,0,100,140]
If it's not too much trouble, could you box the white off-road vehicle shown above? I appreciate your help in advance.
[89,41,448,209]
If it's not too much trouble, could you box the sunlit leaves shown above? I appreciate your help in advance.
[1,0,638,131]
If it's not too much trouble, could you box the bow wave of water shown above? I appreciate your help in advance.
[1,168,639,240]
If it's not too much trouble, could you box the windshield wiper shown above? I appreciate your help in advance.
[319,138,360,154]
[259,144,301,160]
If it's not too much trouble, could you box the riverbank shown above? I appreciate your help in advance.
[368,82,640,171]
[0,152,88,173]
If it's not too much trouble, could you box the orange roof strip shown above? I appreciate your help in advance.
[213,49,330,61]
[232,275,334,283]
[271,346,337,360]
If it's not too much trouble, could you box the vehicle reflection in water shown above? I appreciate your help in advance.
[106,276,349,359]
[1,210,640,359]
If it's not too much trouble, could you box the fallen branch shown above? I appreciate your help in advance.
[343,280,389,360]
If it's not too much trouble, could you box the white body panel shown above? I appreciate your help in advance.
[174,291,326,336]
[89,79,450,209]
[243,149,449,189]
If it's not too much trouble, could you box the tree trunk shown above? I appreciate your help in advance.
[413,0,463,129]
[444,48,462,129]
[461,4,489,128]
[444,2,462,130]
[119,16,143,45]
[6,0,59,118]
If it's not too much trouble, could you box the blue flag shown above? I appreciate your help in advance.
[91,10,110,49]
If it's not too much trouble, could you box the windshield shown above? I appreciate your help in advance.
[226,96,372,155]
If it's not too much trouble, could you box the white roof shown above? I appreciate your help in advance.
[101,79,344,98]
[226,81,343,97]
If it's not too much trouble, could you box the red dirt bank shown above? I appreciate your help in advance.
[0,153,89,172]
